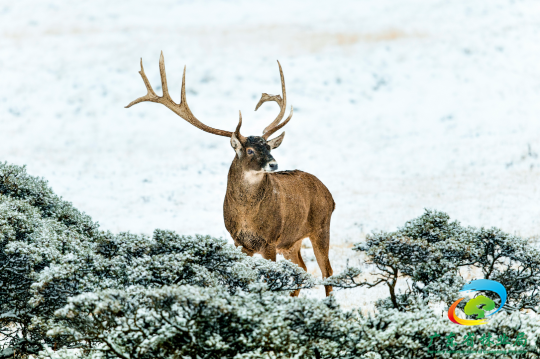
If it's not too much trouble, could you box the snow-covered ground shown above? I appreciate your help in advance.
[1,0,540,308]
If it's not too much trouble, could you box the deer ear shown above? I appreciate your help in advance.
[231,133,244,157]
[267,132,285,149]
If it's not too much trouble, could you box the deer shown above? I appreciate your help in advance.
[126,52,335,296]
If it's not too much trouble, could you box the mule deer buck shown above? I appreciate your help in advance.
[126,52,335,296]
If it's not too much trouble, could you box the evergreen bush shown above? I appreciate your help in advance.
[327,209,540,314]
[2,162,540,358]
[0,163,314,358]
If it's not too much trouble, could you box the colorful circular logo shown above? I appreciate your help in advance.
[448,279,507,326]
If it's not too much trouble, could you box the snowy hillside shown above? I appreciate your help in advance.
[1,0,539,307]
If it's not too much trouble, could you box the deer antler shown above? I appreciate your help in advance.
[126,52,243,140]
[255,60,293,140]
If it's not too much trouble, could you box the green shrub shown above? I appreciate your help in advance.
[2,163,540,359]
[327,209,540,313]
[0,163,314,358]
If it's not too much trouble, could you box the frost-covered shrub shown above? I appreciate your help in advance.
[37,289,540,359]
[0,163,314,358]
[0,163,99,357]
[4,162,540,359]
[0,163,97,237]
[356,299,540,359]
[36,285,357,359]
[31,230,316,320]
[327,209,540,313]
[472,227,540,312]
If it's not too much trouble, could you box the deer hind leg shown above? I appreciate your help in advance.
[283,240,307,297]
[310,229,334,297]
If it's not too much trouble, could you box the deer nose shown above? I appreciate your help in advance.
[265,160,278,172]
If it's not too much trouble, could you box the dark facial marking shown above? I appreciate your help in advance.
[244,136,275,170]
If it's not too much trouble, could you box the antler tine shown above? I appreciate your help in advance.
[256,60,294,140]
[158,51,173,102]
[126,52,234,138]
[235,111,246,142]
[125,58,159,107]
[263,106,293,140]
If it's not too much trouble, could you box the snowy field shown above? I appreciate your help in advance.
[1,0,540,309]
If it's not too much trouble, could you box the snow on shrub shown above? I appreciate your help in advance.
[327,209,540,313]
[3,162,540,359]
[355,298,540,358]
[36,286,356,359]
[36,289,540,359]
[0,163,314,358]
[0,163,98,357]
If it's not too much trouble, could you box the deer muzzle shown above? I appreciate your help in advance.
[264,160,278,172]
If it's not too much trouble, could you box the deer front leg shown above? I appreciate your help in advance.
[233,240,255,257]
[283,240,307,297]
[261,243,277,261]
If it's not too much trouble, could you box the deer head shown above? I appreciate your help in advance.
[126,52,293,173]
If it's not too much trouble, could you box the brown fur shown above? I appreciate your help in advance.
[126,53,335,296]
[224,154,335,296]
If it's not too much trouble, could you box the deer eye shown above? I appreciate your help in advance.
[247,149,254,155]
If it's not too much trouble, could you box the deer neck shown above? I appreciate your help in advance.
[226,157,270,204]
